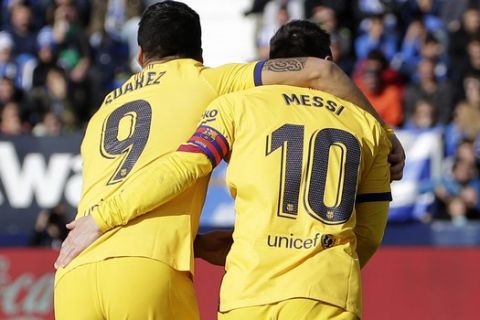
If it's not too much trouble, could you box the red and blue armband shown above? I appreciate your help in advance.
[178,126,230,167]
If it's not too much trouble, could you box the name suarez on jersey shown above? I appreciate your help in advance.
[282,93,345,116]
[105,71,166,104]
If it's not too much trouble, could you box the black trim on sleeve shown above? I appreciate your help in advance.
[356,192,392,203]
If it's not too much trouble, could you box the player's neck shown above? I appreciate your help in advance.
[143,55,194,68]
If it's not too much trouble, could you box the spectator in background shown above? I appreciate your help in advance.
[31,26,59,89]
[304,1,354,46]
[0,76,21,107]
[304,0,351,24]
[402,0,447,45]
[403,98,442,132]
[51,0,90,79]
[30,203,69,249]
[354,0,396,25]
[330,33,355,75]
[32,111,63,136]
[404,58,453,125]
[6,2,37,58]
[25,66,76,130]
[28,0,56,31]
[394,17,427,80]
[89,28,130,94]
[311,5,350,52]
[0,101,28,135]
[429,151,480,225]
[0,31,18,81]
[461,74,480,107]
[444,74,480,156]
[354,50,403,127]
[4,2,38,89]
[449,6,480,73]
[311,5,353,73]
[451,34,480,86]
[418,33,448,80]
[440,0,471,32]
[50,0,93,123]
[455,139,479,168]
[444,101,480,157]
[355,13,398,62]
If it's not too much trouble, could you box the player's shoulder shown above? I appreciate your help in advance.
[207,84,284,105]
[223,84,290,98]
[293,87,387,140]
[201,61,256,73]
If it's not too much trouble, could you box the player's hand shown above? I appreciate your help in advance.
[389,134,405,181]
[54,215,102,269]
[194,230,233,266]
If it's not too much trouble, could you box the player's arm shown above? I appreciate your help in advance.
[92,152,214,231]
[355,126,392,269]
[54,151,215,269]
[355,202,389,269]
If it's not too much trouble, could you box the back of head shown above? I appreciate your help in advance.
[138,1,202,61]
[269,20,332,59]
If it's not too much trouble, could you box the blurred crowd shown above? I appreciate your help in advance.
[0,0,479,228]
[0,0,158,136]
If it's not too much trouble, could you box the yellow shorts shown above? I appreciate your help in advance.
[218,298,358,320]
[54,257,199,320]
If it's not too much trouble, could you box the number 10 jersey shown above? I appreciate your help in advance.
[185,85,392,316]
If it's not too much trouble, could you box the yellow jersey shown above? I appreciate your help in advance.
[91,85,392,317]
[55,58,263,285]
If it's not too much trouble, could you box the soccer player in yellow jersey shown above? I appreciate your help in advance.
[54,2,402,319]
[74,21,392,320]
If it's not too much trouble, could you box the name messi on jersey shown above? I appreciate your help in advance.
[282,93,345,116]
[105,71,166,104]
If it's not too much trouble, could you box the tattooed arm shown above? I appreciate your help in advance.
[262,57,405,181]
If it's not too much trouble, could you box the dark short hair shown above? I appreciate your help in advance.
[138,1,202,61]
[269,20,332,59]
[366,49,388,70]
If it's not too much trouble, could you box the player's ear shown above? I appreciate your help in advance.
[137,47,144,67]
[325,55,333,61]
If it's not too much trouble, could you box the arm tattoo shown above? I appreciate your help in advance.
[263,58,307,72]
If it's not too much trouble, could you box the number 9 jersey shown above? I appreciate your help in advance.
[55,59,262,286]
